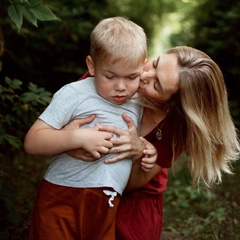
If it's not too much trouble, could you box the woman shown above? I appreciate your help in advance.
[77,46,240,239]
[27,46,240,240]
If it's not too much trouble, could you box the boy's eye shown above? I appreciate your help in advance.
[128,76,138,80]
[105,75,114,79]
[128,74,140,80]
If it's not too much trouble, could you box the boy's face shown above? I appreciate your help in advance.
[87,56,144,105]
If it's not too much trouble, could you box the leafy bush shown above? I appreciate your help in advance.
[0,76,52,156]
[0,77,51,239]
[162,158,240,239]
[7,0,59,32]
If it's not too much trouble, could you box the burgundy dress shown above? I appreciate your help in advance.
[116,116,174,240]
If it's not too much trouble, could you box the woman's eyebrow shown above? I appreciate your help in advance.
[153,56,160,68]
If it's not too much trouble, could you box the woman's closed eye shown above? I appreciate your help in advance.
[154,79,160,91]
[154,78,164,94]
[128,75,140,80]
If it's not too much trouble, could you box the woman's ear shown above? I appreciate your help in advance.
[86,55,95,76]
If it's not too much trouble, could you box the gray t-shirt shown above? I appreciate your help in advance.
[40,77,143,195]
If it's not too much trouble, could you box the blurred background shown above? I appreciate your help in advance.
[0,0,239,239]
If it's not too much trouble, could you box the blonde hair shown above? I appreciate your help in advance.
[90,16,147,66]
[167,46,240,187]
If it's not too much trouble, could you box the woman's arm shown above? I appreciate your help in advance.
[100,113,161,190]
[124,136,161,191]
[24,115,113,157]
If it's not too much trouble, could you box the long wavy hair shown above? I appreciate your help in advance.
[153,46,239,187]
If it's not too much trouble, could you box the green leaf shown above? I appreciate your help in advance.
[5,76,12,86]
[23,8,38,27]
[21,92,38,102]
[8,3,24,31]
[28,5,59,22]
[28,0,42,6]
[11,79,23,90]
[28,82,39,92]
[1,134,22,148]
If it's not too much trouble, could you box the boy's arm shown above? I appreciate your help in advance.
[24,116,113,157]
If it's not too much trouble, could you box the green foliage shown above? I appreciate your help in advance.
[1,0,165,94]
[0,76,51,239]
[0,154,49,240]
[8,0,59,32]
[169,0,240,108]
[0,76,52,156]
[162,159,240,239]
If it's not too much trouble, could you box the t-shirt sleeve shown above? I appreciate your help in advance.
[39,84,79,129]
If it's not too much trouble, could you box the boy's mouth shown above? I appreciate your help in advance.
[112,95,127,104]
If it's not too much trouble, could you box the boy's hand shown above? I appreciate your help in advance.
[139,137,157,172]
[63,116,113,160]
[63,115,96,130]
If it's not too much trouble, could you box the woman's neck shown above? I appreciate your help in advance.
[140,107,167,136]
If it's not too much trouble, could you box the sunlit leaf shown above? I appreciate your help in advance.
[28,5,59,21]
[8,3,23,31]
[23,7,38,27]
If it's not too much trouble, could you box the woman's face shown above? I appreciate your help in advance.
[139,53,179,104]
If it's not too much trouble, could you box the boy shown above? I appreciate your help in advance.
[24,17,147,240]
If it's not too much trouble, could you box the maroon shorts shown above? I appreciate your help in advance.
[116,191,163,240]
[29,179,120,240]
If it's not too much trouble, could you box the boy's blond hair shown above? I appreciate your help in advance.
[90,16,147,66]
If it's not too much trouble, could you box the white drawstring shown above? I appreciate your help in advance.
[103,190,117,207]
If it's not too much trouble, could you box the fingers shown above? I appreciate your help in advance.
[81,115,96,124]
[104,153,129,164]
[80,154,99,162]
[139,136,147,145]
[141,159,155,172]
[64,115,95,129]
[99,125,123,136]
[122,113,134,130]
[143,147,156,156]
[74,115,96,127]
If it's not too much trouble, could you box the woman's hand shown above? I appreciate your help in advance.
[99,113,145,163]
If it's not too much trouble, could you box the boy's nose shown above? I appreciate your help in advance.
[115,80,126,91]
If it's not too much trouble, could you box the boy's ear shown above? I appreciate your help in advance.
[86,55,95,76]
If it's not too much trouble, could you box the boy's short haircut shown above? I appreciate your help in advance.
[90,16,147,66]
